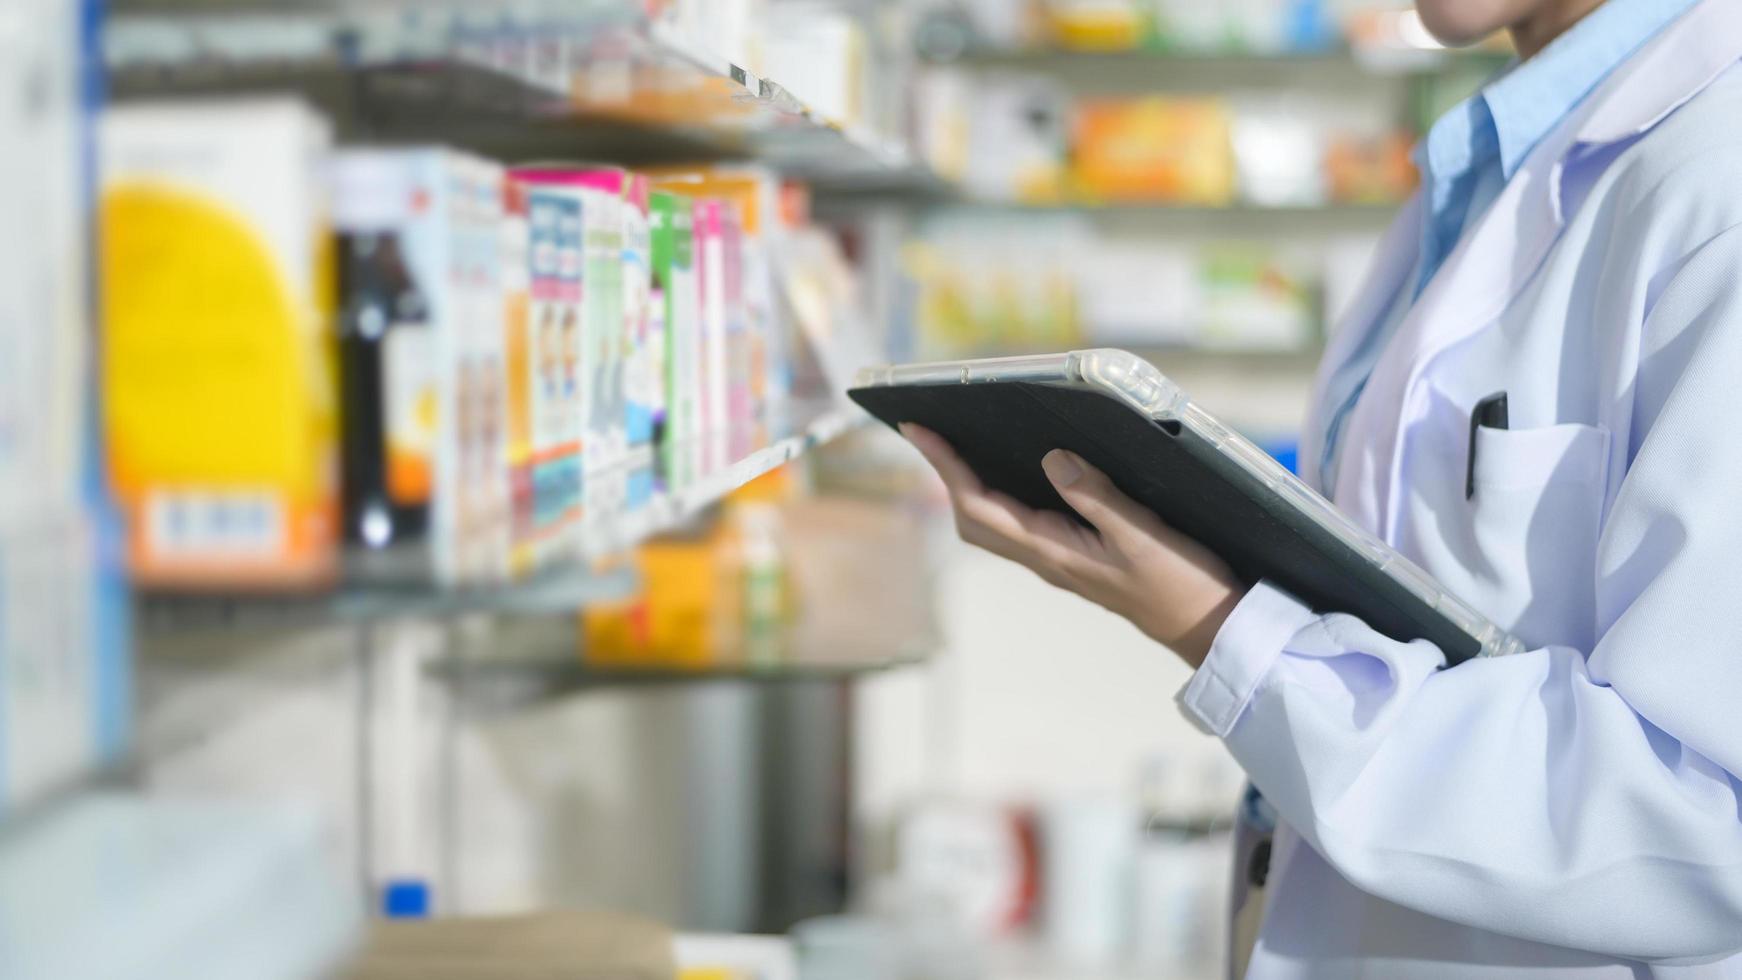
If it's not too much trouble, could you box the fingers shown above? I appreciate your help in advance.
[899,423,982,495]
[899,423,1106,573]
[1041,449,1167,547]
[899,423,1029,543]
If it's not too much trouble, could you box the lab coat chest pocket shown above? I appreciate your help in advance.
[1465,422,1611,652]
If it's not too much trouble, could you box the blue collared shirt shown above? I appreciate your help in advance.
[1317,0,1699,487]
[1414,0,1702,293]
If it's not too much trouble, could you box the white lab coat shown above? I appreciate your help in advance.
[1176,0,1742,974]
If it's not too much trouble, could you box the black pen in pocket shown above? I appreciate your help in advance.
[1466,392,1510,500]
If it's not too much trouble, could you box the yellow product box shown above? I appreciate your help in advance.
[1042,0,1150,50]
[100,99,338,590]
[581,528,742,669]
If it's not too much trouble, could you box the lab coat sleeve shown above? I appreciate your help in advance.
[1177,224,1742,962]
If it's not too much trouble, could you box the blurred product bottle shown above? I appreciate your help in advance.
[1131,755,1229,973]
[734,501,788,668]
[1041,797,1138,967]
[336,227,432,563]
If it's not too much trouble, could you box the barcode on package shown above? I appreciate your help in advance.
[146,490,287,558]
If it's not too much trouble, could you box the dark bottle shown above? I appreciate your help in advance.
[338,231,433,580]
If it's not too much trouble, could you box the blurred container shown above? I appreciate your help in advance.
[965,73,1073,204]
[762,5,870,128]
[1040,0,1152,51]
[1070,97,1235,205]
[1230,97,1328,206]
[1325,131,1419,204]
[1132,829,1230,973]
[893,800,1039,938]
[582,485,937,670]
[1197,244,1317,351]
[1041,797,1137,967]
[790,916,901,980]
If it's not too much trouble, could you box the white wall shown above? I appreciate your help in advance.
[854,544,1240,823]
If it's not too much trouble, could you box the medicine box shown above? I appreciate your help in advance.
[331,147,510,587]
[100,98,339,590]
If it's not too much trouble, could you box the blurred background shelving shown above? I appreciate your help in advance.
[105,1,945,192]
[2,0,1507,977]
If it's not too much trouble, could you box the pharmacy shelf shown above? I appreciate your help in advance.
[104,3,946,192]
[439,645,935,711]
[0,793,361,980]
[924,41,1511,77]
[135,408,866,637]
[942,198,1402,218]
[595,408,864,554]
[136,563,643,637]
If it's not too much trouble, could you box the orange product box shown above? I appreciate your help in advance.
[1070,97,1236,205]
[581,527,743,669]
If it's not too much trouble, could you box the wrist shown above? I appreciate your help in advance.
[1158,582,1248,669]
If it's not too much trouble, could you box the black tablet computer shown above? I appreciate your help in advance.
[848,349,1519,665]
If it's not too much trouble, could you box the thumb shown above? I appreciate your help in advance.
[1041,449,1161,544]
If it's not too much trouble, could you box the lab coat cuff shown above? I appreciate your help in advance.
[1176,580,1317,738]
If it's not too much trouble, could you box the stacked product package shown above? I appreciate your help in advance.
[97,97,819,593]
[331,148,512,587]
[0,0,129,818]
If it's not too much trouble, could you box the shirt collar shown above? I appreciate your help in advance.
[1419,0,1700,184]
[1484,0,1699,178]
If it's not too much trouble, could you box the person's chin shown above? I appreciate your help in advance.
[1414,4,1508,47]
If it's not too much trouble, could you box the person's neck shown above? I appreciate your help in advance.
[1509,0,1607,59]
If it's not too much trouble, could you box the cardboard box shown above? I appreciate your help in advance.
[650,190,699,491]
[101,98,338,589]
[518,179,586,567]
[331,148,510,586]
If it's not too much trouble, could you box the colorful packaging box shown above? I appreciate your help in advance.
[648,166,791,454]
[450,157,511,584]
[516,167,662,532]
[100,99,338,590]
[516,177,586,567]
[332,148,510,586]
[500,181,536,577]
[619,175,657,511]
[693,199,734,476]
[649,190,699,492]
[1071,97,1236,205]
